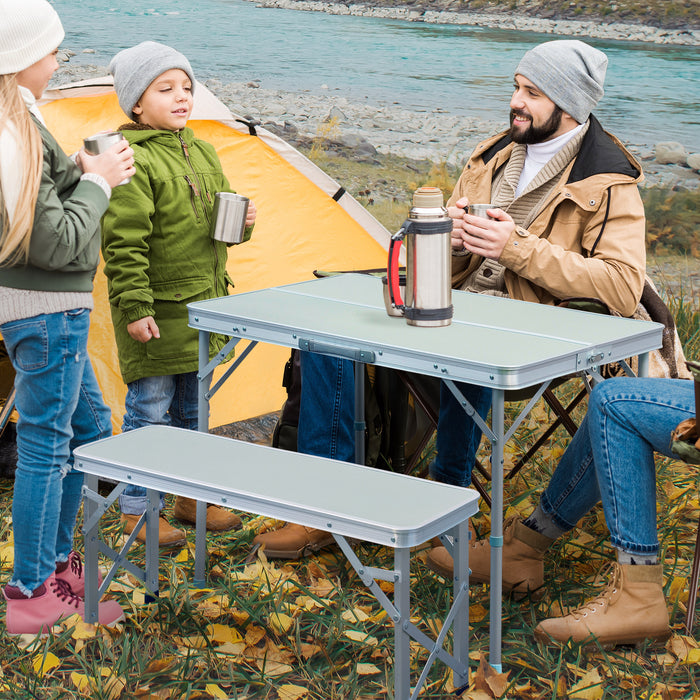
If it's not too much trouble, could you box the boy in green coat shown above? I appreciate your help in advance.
[102,41,256,546]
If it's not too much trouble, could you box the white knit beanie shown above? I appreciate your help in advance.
[109,41,196,120]
[0,0,65,75]
[515,40,608,124]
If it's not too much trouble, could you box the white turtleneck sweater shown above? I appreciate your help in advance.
[515,123,586,198]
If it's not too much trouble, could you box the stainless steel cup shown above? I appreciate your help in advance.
[83,131,131,185]
[210,192,249,244]
[382,274,405,317]
[467,203,495,219]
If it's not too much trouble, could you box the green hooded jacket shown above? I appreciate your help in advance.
[102,125,252,384]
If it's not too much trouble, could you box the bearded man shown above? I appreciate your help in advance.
[426,39,646,577]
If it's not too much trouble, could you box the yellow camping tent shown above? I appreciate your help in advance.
[38,78,391,432]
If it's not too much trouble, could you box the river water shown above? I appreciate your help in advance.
[53,0,699,150]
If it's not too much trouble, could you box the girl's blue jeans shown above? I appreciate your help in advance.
[1,309,111,595]
[119,371,198,515]
[541,376,694,555]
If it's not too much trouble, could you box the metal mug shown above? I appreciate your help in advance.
[382,274,405,317]
[210,192,249,244]
[467,203,495,220]
[83,131,131,185]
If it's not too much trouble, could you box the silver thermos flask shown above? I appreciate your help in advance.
[387,186,453,327]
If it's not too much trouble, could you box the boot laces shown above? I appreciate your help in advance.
[50,578,82,609]
[68,552,83,577]
[567,562,622,620]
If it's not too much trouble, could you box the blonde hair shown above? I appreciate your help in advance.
[0,73,43,266]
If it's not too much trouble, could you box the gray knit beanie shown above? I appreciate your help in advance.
[109,41,195,120]
[0,0,65,75]
[515,40,607,124]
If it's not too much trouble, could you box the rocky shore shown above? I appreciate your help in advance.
[247,0,700,45]
[54,58,700,192]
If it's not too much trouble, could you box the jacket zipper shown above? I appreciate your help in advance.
[178,133,211,227]
[177,133,224,294]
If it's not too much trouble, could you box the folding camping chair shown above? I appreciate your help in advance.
[670,360,700,634]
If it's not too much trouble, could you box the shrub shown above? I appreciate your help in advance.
[642,186,700,256]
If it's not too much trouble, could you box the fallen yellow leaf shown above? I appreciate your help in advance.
[277,683,309,700]
[344,630,378,646]
[684,647,700,664]
[356,663,381,675]
[71,619,98,640]
[341,607,370,623]
[207,623,244,645]
[568,668,604,700]
[32,652,60,676]
[174,548,189,563]
[269,612,294,635]
[204,683,228,699]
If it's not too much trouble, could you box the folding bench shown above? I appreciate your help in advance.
[74,425,479,700]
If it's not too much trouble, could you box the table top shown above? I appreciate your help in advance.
[188,274,663,390]
[74,426,479,548]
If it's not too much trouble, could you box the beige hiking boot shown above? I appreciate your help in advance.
[253,523,335,559]
[535,562,670,647]
[427,517,551,599]
[120,513,186,548]
[173,496,242,532]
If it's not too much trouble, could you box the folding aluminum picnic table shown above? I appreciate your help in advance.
[188,273,663,671]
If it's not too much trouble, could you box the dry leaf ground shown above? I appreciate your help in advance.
[0,279,697,698]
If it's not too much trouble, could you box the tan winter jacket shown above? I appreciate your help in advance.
[448,116,646,317]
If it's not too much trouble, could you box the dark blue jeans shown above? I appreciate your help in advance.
[429,381,492,487]
[297,352,354,462]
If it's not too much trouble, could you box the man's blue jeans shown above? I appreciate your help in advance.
[297,352,354,461]
[1,309,111,594]
[541,377,695,555]
[119,371,198,515]
[429,381,492,487]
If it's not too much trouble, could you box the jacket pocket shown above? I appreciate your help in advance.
[146,277,212,360]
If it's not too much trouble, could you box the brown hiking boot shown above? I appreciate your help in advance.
[427,517,551,599]
[173,496,242,532]
[253,523,335,559]
[535,562,670,647]
[120,513,186,548]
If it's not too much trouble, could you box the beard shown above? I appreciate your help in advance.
[509,105,564,144]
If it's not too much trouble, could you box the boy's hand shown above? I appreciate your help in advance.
[127,317,160,343]
[78,139,135,190]
[245,200,257,227]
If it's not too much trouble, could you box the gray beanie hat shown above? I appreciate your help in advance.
[515,40,607,124]
[0,0,65,75]
[109,41,195,120]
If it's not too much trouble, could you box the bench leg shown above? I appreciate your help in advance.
[394,546,411,700]
[194,499,208,586]
[145,489,160,597]
[452,520,470,689]
[82,474,100,624]
[334,532,470,700]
